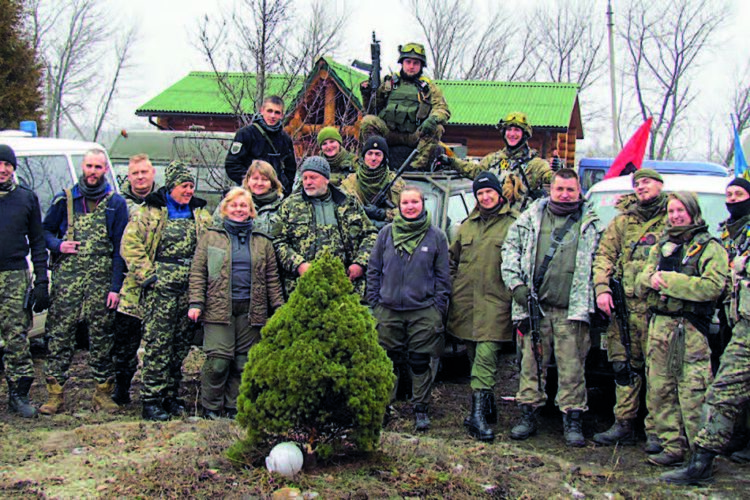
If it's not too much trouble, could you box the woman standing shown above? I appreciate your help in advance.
[636,192,728,466]
[367,186,451,431]
[188,187,284,418]
[121,162,213,421]
[242,160,284,235]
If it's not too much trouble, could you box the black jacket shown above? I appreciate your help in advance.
[224,123,297,195]
[0,185,48,283]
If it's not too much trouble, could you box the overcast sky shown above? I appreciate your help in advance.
[108,0,750,158]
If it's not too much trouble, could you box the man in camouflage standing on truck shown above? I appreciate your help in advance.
[591,169,668,453]
[39,149,128,415]
[359,43,450,170]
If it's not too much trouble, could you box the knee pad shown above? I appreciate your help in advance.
[204,356,232,376]
[408,352,431,375]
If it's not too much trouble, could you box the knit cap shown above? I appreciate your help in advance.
[632,168,663,184]
[300,156,331,179]
[316,126,343,147]
[0,145,17,168]
[361,135,389,159]
[165,161,195,191]
[472,171,503,197]
[728,176,750,197]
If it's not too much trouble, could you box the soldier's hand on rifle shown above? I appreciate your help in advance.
[60,241,80,254]
[512,285,530,306]
[106,292,120,310]
[360,81,370,90]
[32,282,50,313]
[298,262,311,276]
[347,264,364,281]
[596,292,614,317]
[188,308,202,322]
[363,204,387,221]
[418,116,439,136]
[650,271,667,291]
[436,154,454,169]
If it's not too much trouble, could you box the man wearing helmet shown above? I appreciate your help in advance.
[441,112,552,211]
[360,43,451,170]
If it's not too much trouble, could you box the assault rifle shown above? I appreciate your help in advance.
[370,148,418,209]
[526,289,544,392]
[366,32,381,115]
[610,277,635,385]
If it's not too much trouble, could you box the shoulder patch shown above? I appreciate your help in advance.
[230,141,243,155]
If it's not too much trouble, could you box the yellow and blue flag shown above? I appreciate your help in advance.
[734,125,748,179]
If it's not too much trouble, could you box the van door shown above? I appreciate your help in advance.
[15,154,75,214]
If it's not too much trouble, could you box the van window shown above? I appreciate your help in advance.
[580,168,606,193]
[15,155,72,214]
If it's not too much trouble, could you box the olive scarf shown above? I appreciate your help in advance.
[356,160,389,204]
[392,210,431,255]
[252,190,279,209]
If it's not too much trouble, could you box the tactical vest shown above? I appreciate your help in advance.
[647,231,716,316]
[378,79,424,134]
[154,218,197,290]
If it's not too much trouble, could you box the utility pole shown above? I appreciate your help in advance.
[607,0,619,154]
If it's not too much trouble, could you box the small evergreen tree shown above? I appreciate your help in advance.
[0,0,44,130]
[230,252,395,463]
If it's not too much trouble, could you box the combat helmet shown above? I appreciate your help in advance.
[496,111,533,137]
[398,42,427,67]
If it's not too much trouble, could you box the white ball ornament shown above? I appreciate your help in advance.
[266,442,304,478]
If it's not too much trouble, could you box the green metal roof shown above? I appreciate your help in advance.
[434,80,580,129]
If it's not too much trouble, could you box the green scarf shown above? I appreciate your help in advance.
[392,211,431,255]
[633,192,667,221]
[325,149,348,170]
[252,190,279,209]
[0,178,16,195]
[356,160,389,204]
[666,223,707,244]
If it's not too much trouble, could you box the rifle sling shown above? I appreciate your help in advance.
[533,208,581,291]
[253,123,280,156]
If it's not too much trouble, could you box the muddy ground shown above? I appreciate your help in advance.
[0,347,747,499]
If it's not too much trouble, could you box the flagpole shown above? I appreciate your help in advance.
[607,0,619,154]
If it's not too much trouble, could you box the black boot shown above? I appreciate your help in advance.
[112,372,133,406]
[414,404,430,431]
[563,410,586,447]
[7,377,38,418]
[593,419,635,446]
[142,401,169,421]
[660,447,716,485]
[484,391,497,425]
[510,404,538,440]
[163,397,187,417]
[465,391,494,441]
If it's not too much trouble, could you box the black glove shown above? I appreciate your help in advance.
[436,153,455,169]
[141,275,158,289]
[32,282,50,313]
[418,116,439,136]
[363,204,387,221]
[512,285,530,306]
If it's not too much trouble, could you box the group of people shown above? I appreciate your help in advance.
[0,41,747,488]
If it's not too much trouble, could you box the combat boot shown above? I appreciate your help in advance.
[39,376,65,415]
[142,400,170,421]
[163,397,187,417]
[111,372,133,406]
[644,434,664,455]
[464,391,494,442]
[7,377,38,418]
[592,419,635,446]
[563,410,586,447]
[730,442,750,463]
[92,378,119,413]
[660,447,716,485]
[485,391,497,425]
[510,404,538,440]
[414,404,430,431]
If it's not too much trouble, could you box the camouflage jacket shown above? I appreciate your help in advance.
[325,148,358,186]
[119,179,160,216]
[272,185,378,291]
[368,74,451,126]
[501,198,603,322]
[453,146,552,211]
[592,193,668,301]
[339,168,405,222]
[119,188,212,318]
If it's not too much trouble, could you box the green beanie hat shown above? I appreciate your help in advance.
[165,161,195,191]
[632,168,663,184]
[317,126,343,147]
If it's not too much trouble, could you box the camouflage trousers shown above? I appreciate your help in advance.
[606,300,653,432]
[360,115,443,170]
[45,264,114,385]
[466,341,502,391]
[0,270,34,383]
[140,276,193,403]
[516,307,590,413]
[375,305,444,406]
[694,317,750,453]
[646,314,712,455]
[111,311,142,380]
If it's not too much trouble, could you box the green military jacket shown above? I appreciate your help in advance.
[593,193,668,302]
[448,203,518,342]
[188,224,284,326]
[501,198,603,322]
[119,197,212,318]
[339,169,405,222]
[325,148,358,186]
[371,74,451,129]
[720,214,750,323]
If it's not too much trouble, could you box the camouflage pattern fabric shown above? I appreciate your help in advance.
[339,170,405,223]
[646,315,713,455]
[140,217,198,403]
[325,148,358,187]
[44,195,115,385]
[0,270,34,383]
[110,312,142,381]
[465,341,502,391]
[516,307,591,412]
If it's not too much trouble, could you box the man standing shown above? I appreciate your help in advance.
[441,112,552,211]
[111,154,159,405]
[501,169,602,447]
[0,144,50,418]
[272,156,377,297]
[360,43,451,170]
[225,95,297,195]
[448,172,518,442]
[40,149,128,415]
[591,169,668,451]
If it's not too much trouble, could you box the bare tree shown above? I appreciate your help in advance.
[620,0,727,160]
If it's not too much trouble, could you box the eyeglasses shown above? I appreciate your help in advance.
[400,43,425,56]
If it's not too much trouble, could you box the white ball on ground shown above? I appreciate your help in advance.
[266,442,304,478]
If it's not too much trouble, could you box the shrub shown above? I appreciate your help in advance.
[229,251,395,464]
